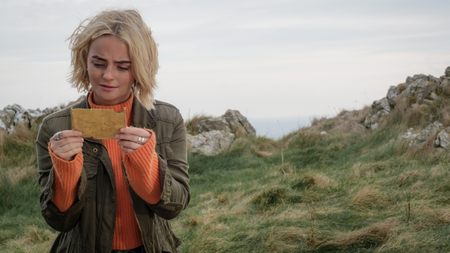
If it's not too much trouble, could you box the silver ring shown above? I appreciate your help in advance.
[53,131,62,141]
[136,136,145,145]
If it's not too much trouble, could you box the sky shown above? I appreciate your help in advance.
[0,0,449,137]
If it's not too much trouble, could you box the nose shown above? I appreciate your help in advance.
[103,66,114,81]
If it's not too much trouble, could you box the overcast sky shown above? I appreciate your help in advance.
[1,0,449,124]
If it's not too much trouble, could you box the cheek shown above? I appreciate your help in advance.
[87,67,99,82]
[87,73,95,84]
[123,73,135,86]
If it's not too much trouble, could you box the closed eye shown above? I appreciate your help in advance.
[92,61,105,67]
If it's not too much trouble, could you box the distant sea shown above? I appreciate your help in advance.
[248,116,317,140]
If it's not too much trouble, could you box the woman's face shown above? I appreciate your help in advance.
[86,35,135,106]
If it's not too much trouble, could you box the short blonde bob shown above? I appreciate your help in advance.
[68,9,159,110]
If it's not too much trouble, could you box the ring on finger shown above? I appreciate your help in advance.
[53,131,62,141]
[136,136,145,145]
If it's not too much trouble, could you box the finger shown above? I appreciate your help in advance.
[58,136,84,144]
[59,148,83,161]
[115,133,148,146]
[51,130,83,141]
[58,130,83,138]
[119,127,151,138]
[50,137,84,150]
[117,140,141,150]
[115,133,139,142]
[57,142,84,154]
[51,139,83,151]
[120,146,134,153]
[52,144,84,158]
[51,142,83,160]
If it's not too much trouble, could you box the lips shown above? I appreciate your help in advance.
[100,84,117,91]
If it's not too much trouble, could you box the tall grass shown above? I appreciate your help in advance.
[0,124,37,168]
[0,125,56,253]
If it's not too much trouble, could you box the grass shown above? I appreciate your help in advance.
[3,95,450,252]
[0,125,57,253]
[175,124,450,252]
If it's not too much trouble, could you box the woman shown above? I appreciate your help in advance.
[36,9,190,253]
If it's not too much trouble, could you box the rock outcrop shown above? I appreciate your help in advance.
[0,96,85,134]
[399,121,442,146]
[364,97,391,130]
[0,104,60,134]
[435,127,450,150]
[187,130,235,156]
[364,66,450,151]
[187,109,256,156]
[364,67,450,130]
[399,121,450,150]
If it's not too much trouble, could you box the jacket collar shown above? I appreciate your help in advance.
[129,94,158,130]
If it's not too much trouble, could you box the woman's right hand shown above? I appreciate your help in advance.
[50,130,84,161]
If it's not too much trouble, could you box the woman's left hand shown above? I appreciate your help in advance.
[115,127,151,153]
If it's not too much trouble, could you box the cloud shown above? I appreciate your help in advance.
[0,0,449,121]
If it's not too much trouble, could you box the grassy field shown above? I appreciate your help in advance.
[2,99,450,252]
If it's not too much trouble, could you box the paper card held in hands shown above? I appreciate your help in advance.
[71,108,126,139]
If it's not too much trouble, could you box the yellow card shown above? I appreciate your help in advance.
[71,108,126,139]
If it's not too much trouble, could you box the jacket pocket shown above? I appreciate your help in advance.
[83,156,99,201]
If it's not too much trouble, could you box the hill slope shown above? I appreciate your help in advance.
[176,104,450,252]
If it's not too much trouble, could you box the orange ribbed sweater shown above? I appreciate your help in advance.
[49,92,161,250]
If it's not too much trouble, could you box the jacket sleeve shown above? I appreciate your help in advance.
[148,109,190,220]
[35,118,88,232]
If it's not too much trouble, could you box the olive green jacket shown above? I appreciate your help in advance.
[36,94,190,253]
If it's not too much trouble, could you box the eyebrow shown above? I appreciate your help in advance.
[92,55,131,64]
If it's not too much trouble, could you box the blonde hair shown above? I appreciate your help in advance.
[68,9,159,110]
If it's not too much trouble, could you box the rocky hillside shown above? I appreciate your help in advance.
[362,66,450,150]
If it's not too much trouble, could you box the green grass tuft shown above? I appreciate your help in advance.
[251,186,286,209]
